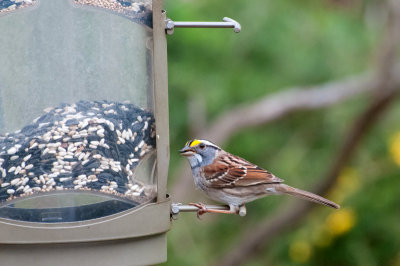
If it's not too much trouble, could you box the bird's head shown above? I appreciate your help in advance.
[179,139,221,168]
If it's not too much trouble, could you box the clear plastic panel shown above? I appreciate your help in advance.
[0,0,156,222]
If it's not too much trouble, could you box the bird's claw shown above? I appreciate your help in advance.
[189,202,208,219]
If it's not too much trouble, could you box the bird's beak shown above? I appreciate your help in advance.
[179,146,196,157]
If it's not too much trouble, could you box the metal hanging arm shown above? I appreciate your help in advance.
[165,17,241,35]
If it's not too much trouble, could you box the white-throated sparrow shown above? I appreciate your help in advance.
[180,139,339,217]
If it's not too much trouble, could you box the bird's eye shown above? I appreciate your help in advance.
[199,143,206,149]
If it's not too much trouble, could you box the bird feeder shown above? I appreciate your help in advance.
[0,0,240,264]
[0,0,170,264]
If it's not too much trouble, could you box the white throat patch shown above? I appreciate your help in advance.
[188,153,203,167]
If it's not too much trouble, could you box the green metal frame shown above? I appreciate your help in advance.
[153,0,170,203]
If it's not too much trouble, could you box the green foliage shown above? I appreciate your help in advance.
[165,0,400,265]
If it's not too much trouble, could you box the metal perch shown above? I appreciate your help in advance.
[171,203,247,219]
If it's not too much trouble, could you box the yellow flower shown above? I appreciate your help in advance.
[328,167,359,204]
[390,132,400,167]
[325,208,356,236]
[289,240,312,263]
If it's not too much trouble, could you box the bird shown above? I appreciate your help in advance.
[179,139,340,217]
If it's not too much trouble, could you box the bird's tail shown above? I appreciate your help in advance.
[274,184,340,209]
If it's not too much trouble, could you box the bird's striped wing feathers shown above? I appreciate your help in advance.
[203,152,283,188]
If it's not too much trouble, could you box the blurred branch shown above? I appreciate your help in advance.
[216,1,400,265]
[203,74,376,144]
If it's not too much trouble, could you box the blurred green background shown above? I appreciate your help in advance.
[164,0,400,265]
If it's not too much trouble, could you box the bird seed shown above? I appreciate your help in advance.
[0,100,156,204]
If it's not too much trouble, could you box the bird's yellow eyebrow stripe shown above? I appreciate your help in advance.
[190,139,201,147]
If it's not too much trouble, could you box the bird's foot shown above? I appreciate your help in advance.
[189,202,208,219]
[189,202,238,219]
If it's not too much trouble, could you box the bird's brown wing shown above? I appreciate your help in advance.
[203,152,283,188]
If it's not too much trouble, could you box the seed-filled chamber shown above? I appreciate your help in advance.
[0,0,159,223]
